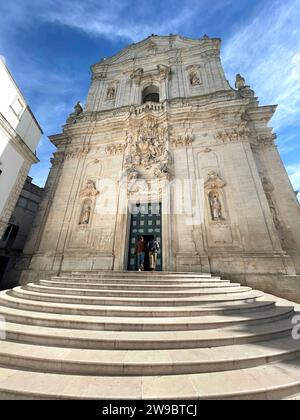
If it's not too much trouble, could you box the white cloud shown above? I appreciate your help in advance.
[223,0,300,135]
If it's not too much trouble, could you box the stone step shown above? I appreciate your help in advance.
[0,304,292,331]
[0,291,275,317]
[41,279,233,290]
[70,271,215,278]
[53,276,223,285]
[9,287,264,307]
[25,283,248,299]
[0,337,299,376]
[1,317,293,350]
[1,360,300,399]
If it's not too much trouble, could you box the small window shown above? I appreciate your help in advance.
[10,96,25,118]
[142,85,159,104]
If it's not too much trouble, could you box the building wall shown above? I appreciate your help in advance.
[18,35,300,291]
[0,177,43,289]
[0,58,43,238]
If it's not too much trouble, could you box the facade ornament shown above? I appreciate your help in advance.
[204,171,226,190]
[130,68,143,85]
[106,82,117,101]
[66,101,84,124]
[157,64,171,80]
[200,50,219,58]
[235,74,246,90]
[106,143,125,155]
[79,179,99,198]
[235,74,255,98]
[125,117,169,173]
[50,151,65,167]
[65,146,89,160]
[187,65,202,86]
[92,72,107,81]
[257,134,277,147]
[216,124,250,144]
[171,134,194,148]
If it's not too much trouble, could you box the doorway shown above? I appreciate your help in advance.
[127,203,162,271]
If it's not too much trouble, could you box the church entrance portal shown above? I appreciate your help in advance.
[127,203,162,271]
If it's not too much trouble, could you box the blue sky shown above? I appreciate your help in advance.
[0,0,299,196]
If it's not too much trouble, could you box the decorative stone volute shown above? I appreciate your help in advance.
[204,171,226,190]
[79,180,99,198]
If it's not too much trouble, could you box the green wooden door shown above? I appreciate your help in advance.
[127,203,162,271]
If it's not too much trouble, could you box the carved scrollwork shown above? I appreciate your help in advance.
[257,134,277,147]
[171,134,194,148]
[106,143,125,155]
[124,117,170,178]
[186,65,202,86]
[216,125,250,144]
[204,171,226,191]
[106,82,118,101]
[50,151,65,167]
[79,179,99,198]
[65,146,90,160]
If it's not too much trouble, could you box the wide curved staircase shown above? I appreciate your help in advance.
[0,271,300,399]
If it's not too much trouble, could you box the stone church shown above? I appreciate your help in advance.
[19,34,300,297]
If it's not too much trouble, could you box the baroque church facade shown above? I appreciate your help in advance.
[19,35,300,294]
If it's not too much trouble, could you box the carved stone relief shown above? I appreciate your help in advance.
[65,146,90,161]
[124,116,171,179]
[216,124,250,144]
[186,65,202,86]
[106,143,125,155]
[171,134,194,148]
[106,83,117,101]
[79,179,99,199]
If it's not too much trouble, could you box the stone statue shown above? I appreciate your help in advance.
[79,201,92,225]
[106,86,116,100]
[66,101,83,124]
[74,101,83,116]
[235,74,246,90]
[190,70,201,86]
[210,192,223,221]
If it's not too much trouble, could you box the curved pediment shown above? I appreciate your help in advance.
[91,34,221,70]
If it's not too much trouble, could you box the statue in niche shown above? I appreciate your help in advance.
[106,86,116,100]
[190,69,201,86]
[235,74,246,90]
[79,200,92,225]
[209,191,223,221]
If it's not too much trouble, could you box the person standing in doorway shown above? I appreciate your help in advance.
[148,235,160,271]
[135,235,145,272]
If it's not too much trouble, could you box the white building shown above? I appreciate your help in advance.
[0,57,43,238]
